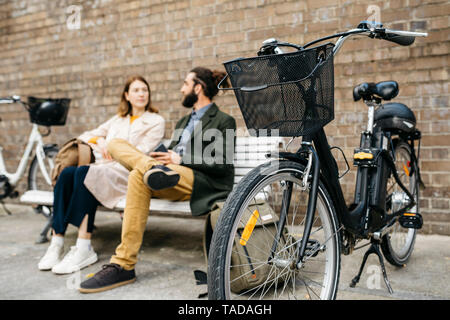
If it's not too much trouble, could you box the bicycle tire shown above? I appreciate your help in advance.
[28,145,58,191]
[381,140,418,266]
[208,160,341,300]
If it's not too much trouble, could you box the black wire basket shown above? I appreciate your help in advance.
[27,97,71,126]
[221,43,335,137]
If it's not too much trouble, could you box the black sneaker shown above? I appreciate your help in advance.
[79,263,136,293]
[143,165,180,190]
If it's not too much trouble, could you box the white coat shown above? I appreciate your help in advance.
[78,111,165,208]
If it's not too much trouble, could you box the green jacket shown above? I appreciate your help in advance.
[168,103,236,216]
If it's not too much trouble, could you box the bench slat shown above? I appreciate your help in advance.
[235,144,279,151]
[235,167,254,176]
[20,137,283,216]
[235,137,283,145]
[234,160,269,167]
[20,190,53,207]
[20,190,192,214]
[234,153,269,160]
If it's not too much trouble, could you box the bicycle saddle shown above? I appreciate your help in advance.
[353,81,399,102]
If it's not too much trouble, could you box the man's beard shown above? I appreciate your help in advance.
[182,89,198,108]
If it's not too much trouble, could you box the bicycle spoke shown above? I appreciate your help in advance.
[234,260,280,299]
[299,276,322,300]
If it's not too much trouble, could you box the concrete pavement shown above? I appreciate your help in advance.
[0,203,448,300]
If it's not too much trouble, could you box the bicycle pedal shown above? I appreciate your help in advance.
[287,235,322,257]
[399,212,423,229]
[305,239,321,257]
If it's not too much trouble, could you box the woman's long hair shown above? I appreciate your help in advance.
[117,75,158,117]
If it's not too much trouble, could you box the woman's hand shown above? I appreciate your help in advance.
[95,137,113,160]
[149,150,181,165]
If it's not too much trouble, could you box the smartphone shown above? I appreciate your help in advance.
[154,142,168,153]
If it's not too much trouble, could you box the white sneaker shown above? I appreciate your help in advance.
[51,246,98,275]
[38,243,64,271]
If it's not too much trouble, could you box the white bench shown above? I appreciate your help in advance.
[20,137,284,241]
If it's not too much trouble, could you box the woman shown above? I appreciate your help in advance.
[38,76,165,274]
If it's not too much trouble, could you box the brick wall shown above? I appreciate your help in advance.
[0,0,448,234]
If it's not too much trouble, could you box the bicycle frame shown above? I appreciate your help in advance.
[274,110,417,263]
[0,123,51,187]
[275,130,352,262]
[310,129,359,233]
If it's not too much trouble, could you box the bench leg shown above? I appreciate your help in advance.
[36,212,53,244]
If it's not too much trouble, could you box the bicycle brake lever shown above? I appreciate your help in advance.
[258,39,283,56]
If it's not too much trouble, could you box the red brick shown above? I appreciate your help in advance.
[414,3,450,18]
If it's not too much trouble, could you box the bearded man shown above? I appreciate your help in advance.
[79,67,236,293]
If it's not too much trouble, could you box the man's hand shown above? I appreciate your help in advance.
[150,150,181,165]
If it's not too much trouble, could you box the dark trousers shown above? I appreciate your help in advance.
[52,166,100,235]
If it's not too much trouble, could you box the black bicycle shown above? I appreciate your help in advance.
[208,21,427,300]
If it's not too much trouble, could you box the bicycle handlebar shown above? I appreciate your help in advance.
[259,21,428,57]
[0,96,22,122]
[0,95,23,104]
[381,28,427,46]
[383,29,428,38]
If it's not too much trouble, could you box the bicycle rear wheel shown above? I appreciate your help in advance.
[381,140,418,266]
[208,160,341,300]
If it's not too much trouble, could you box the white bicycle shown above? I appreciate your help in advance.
[0,96,70,224]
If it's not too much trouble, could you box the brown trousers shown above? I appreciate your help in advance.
[107,138,194,270]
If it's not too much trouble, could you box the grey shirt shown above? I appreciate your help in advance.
[173,103,212,156]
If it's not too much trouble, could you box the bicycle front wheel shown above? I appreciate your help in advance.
[208,160,341,300]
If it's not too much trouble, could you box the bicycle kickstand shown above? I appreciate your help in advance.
[36,213,53,244]
[0,200,12,215]
[349,239,394,294]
